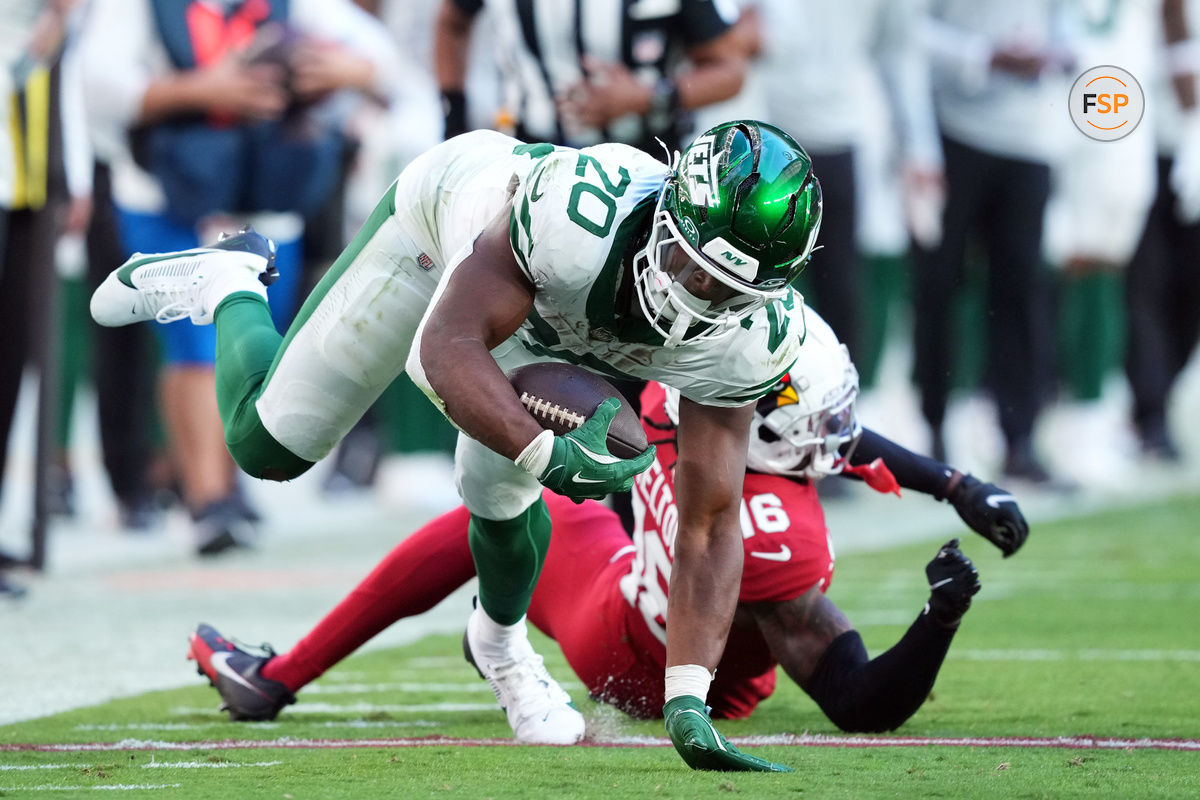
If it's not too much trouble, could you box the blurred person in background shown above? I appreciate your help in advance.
[1041,0,1158,487]
[1124,0,1200,462]
[77,0,400,554]
[0,0,90,596]
[83,152,167,530]
[749,0,944,372]
[433,0,749,157]
[915,0,1077,484]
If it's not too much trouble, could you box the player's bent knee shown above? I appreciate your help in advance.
[225,404,316,482]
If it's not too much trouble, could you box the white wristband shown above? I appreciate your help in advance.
[515,429,555,477]
[664,664,714,705]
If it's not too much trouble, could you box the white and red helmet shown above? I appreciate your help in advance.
[664,309,860,480]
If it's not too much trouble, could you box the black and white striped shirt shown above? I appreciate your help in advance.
[454,0,735,151]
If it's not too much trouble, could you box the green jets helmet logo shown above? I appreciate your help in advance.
[682,133,720,208]
[722,251,747,266]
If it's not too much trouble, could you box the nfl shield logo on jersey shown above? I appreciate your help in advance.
[417,253,434,271]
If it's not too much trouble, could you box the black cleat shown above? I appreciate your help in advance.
[925,538,981,626]
[187,623,295,721]
[213,226,279,287]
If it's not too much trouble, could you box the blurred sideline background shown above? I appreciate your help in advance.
[4,0,1200,726]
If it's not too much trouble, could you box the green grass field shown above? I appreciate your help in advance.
[3,494,1199,798]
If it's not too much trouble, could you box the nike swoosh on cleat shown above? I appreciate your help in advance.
[985,493,1015,509]
[749,545,792,562]
[210,652,269,698]
[929,577,955,590]
[571,472,604,484]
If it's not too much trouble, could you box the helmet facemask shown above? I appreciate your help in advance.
[632,187,768,348]
[748,345,862,480]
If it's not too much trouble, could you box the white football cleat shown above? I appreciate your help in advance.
[90,228,278,327]
[464,605,586,745]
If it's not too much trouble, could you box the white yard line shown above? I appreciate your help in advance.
[0,784,182,792]
[171,702,497,715]
[140,761,282,769]
[952,649,1200,662]
[6,735,1199,752]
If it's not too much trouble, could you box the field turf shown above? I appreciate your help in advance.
[3,494,1199,798]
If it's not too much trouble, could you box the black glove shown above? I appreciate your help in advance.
[925,538,981,625]
[946,473,1029,557]
[441,89,468,139]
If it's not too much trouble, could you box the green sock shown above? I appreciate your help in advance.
[214,293,314,480]
[1058,272,1125,402]
[859,253,910,388]
[469,499,552,625]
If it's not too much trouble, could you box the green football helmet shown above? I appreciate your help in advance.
[633,120,823,347]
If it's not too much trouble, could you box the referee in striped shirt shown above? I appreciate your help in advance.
[434,0,750,155]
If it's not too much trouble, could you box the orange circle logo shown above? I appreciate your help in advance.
[1069,66,1145,142]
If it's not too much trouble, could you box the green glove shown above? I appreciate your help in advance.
[538,398,655,502]
[664,696,792,772]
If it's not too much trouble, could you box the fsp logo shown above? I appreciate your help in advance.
[1068,65,1144,142]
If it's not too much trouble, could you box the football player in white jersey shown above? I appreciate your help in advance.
[183,309,1028,735]
[91,121,822,771]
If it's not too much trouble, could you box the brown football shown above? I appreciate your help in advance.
[507,363,648,459]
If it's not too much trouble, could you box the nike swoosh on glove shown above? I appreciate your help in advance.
[663,696,792,772]
[948,475,1029,557]
[538,398,655,503]
[925,537,982,625]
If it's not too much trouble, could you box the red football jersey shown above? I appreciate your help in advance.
[616,382,835,717]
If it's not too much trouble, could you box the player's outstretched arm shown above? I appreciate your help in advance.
[664,399,790,772]
[848,428,1029,556]
[750,540,979,733]
[941,472,1029,557]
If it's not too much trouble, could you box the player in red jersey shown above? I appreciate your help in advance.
[188,314,1027,731]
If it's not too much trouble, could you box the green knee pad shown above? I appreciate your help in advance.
[468,499,552,625]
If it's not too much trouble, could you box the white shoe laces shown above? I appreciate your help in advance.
[135,260,206,323]
[485,648,572,724]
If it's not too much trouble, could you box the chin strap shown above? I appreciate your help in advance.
[842,457,901,496]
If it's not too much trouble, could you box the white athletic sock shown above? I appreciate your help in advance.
[469,604,530,664]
